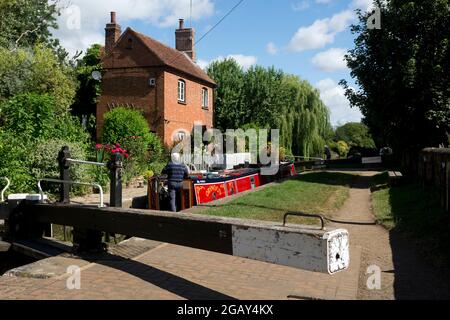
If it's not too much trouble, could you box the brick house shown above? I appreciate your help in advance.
[97,12,215,147]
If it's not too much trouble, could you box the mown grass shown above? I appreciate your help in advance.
[371,172,450,270]
[200,172,355,225]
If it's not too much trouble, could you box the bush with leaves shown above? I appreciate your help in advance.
[30,139,89,195]
[0,92,89,143]
[335,141,350,158]
[0,130,32,192]
[0,45,76,111]
[0,92,90,194]
[102,107,164,182]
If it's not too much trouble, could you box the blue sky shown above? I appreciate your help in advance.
[54,0,375,126]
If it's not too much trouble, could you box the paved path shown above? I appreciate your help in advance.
[330,171,450,300]
[0,240,361,300]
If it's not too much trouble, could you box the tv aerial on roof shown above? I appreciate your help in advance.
[91,71,102,81]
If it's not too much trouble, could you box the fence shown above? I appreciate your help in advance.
[403,148,450,212]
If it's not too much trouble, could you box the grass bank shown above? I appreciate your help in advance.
[371,172,450,270]
[200,172,355,225]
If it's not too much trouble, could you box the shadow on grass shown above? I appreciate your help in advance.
[297,171,361,188]
[375,179,450,299]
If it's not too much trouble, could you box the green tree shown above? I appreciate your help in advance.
[72,44,102,120]
[341,0,450,152]
[335,122,376,149]
[241,66,285,128]
[336,140,350,158]
[0,44,77,112]
[0,0,66,59]
[207,59,332,158]
[206,59,245,130]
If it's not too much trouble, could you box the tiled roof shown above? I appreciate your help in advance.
[110,28,215,86]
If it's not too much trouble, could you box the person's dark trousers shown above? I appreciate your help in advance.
[168,181,182,212]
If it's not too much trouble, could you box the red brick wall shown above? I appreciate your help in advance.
[163,71,214,147]
[96,66,165,141]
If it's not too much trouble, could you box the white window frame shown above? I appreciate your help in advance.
[178,80,186,103]
[202,88,209,109]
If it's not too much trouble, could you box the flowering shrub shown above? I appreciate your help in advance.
[101,107,164,183]
[96,143,129,160]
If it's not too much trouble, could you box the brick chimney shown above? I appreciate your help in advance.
[175,19,196,61]
[105,12,121,56]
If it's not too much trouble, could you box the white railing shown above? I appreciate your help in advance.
[67,158,107,167]
[37,179,105,208]
[1,177,10,203]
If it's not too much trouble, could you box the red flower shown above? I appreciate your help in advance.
[95,144,102,150]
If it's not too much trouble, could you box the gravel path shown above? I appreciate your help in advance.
[330,171,450,300]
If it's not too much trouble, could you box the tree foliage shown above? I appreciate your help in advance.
[207,59,331,157]
[341,0,450,151]
[0,44,77,112]
[206,59,245,130]
[0,0,66,59]
[335,122,376,149]
[102,107,164,182]
[72,44,102,120]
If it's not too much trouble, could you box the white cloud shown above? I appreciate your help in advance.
[197,54,258,70]
[351,0,377,11]
[52,0,215,57]
[266,42,278,55]
[315,78,362,125]
[311,48,348,72]
[287,10,354,52]
[287,0,377,53]
[197,59,210,70]
[292,1,310,12]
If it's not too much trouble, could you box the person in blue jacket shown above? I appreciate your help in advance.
[162,153,189,212]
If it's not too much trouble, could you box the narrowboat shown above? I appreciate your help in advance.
[148,163,297,210]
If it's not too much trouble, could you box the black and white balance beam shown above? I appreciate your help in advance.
[20,204,350,274]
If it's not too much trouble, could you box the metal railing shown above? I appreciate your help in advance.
[38,179,105,208]
[1,177,10,203]
[66,158,107,167]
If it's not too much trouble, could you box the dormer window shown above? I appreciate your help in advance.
[201,88,209,109]
[178,80,186,103]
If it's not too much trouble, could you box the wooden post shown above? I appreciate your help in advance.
[447,161,450,213]
[57,146,71,204]
[108,153,123,208]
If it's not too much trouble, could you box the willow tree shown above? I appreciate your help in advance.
[207,60,331,158]
[280,75,330,157]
